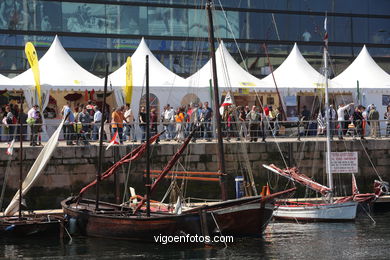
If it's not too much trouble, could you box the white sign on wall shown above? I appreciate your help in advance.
[328,152,358,173]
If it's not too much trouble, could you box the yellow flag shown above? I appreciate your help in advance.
[25,42,41,108]
[124,56,133,105]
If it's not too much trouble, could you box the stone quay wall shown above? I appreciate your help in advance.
[0,139,389,203]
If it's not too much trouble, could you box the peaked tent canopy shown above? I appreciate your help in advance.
[330,45,390,92]
[0,73,16,90]
[186,41,272,91]
[12,35,102,91]
[109,38,187,110]
[109,37,186,87]
[261,43,326,93]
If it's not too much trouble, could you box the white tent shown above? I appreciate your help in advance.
[186,41,272,94]
[12,35,103,92]
[109,38,187,115]
[0,73,17,90]
[331,45,390,115]
[331,45,390,92]
[261,43,326,94]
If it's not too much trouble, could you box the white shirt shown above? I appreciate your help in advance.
[28,108,37,119]
[94,110,102,122]
[124,109,134,123]
[163,108,175,122]
[337,106,350,121]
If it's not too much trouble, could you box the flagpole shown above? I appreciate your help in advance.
[18,95,24,220]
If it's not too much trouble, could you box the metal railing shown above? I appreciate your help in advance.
[1,119,389,143]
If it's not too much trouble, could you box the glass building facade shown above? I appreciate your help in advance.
[0,0,389,78]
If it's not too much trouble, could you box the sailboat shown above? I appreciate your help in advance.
[262,20,382,221]
[0,97,63,236]
[61,61,215,242]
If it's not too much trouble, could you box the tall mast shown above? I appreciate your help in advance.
[145,55,151,217]
[324,40,333,199]
[96,64,109,211]
[18,95,24,220]
[206,0,227,201]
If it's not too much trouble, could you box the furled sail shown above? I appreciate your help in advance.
[263,164,331,195]
[4,118,66,216]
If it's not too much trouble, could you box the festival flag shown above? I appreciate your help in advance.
[25,42,41,108]
[6,139,15,156]
[219,91,234,115]
[221,91,233,107]
[323,15,328,48]
[106,130,120,150]
[124,56,133,104]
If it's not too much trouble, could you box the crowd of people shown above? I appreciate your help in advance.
[1,100,390,145]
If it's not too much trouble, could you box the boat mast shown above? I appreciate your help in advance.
[145,55,151,217]
[96,64,109,211]
[18,95,24,220]
[324,30,334,199]
[206,0,228,201]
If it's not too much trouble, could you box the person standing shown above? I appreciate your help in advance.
[92,105,102,141]
[150,108,159,144]
[27,104,39,146]
[328,105,337,140]
[4,105,14,143]
[337,103,354,140]
[174,107,185,143]
[353,105,365,140]
[246,106,260,142]
[111,106,125,144]
[78,106,92,145]
[124,103,136,142]
[368,105,380,138]
[238,106,248,140]
[202,101,213,141]
[188,103,199,143]
[62,102,75,145]
[384,105,390,137]
[162,104,175,141]
[139,106,147,143]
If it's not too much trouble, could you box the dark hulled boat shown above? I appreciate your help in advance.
[61,198,210,241]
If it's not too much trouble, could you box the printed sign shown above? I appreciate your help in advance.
[329,152,358,173]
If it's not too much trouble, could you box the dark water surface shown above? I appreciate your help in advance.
[1,212,390,259]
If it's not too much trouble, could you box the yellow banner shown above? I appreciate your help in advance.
[124,56,133,104]
[25,42,41,108]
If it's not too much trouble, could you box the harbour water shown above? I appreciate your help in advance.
[1,212,389,259]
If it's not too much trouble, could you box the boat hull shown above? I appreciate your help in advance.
[273,201,358,221]
[0,216,62,237]
[62,198,207,241]
[185,195,274,236]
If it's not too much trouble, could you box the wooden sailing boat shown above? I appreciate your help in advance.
[0,96,63,236]
[61,62,212,242]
